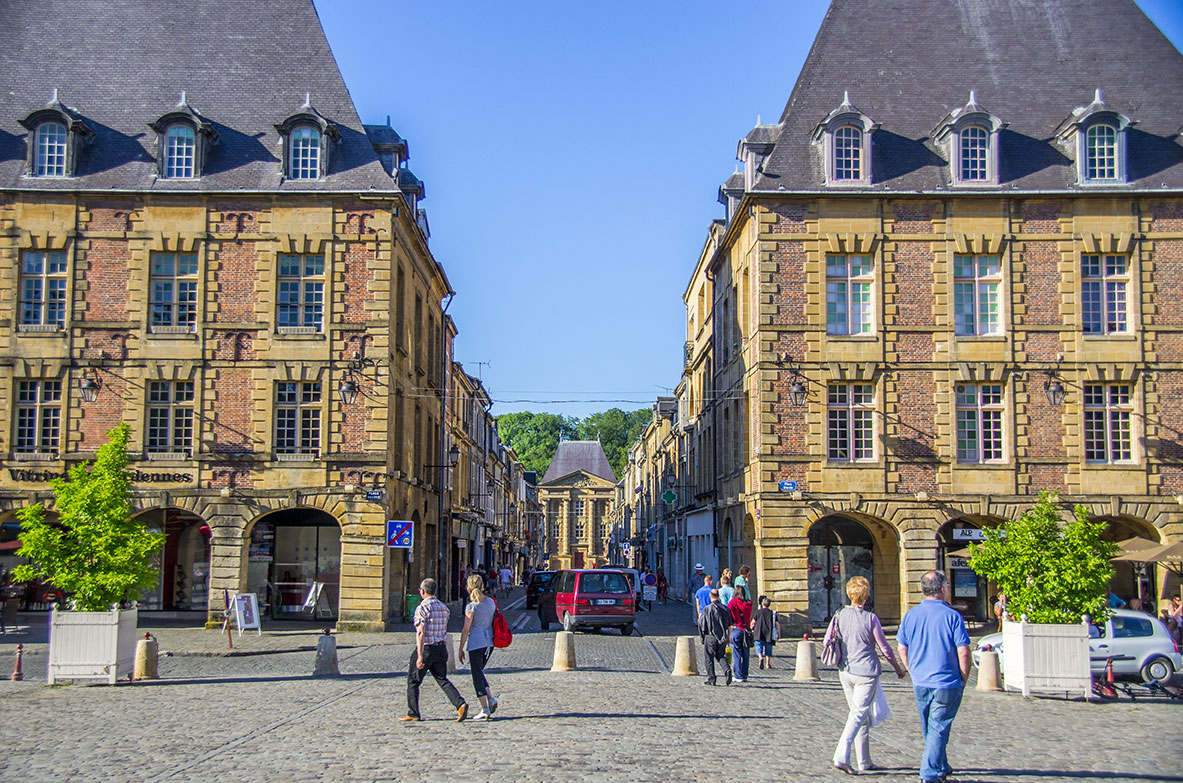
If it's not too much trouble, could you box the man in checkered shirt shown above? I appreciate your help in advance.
[401,578,469,722]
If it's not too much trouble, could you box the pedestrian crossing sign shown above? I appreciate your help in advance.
[387,519,414,548]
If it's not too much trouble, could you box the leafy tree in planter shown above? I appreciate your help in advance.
[12,422,164,611]
[968,491,1116,624]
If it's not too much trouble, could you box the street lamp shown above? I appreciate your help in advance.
[1044,376,1066,406]
[78,373,100,403]
[338,379,359,406]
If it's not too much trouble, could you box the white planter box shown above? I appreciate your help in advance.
[1001,616,1090,698]
[47,606,138,685]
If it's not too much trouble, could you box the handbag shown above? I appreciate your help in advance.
[820,612,845,667]
[772,611,781,642]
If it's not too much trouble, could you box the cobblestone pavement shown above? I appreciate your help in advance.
[2,595,1180,782]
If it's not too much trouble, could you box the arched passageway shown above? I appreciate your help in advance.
[245,508,341,620]
[808,515,875,623]
[137,507,211,612]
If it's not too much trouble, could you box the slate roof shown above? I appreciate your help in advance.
[750,0,1183,194]
[0,0,398,193]
[542,441,618,485]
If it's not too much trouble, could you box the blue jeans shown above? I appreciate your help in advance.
[730,628,750,680]
[912,685,963,782]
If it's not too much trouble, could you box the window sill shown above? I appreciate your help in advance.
[954,334,1007,342]
[275,327,323,338]
[825,334,878,341]
[953,462,1012,469]
[1081,461,1139,469]
[824,460,882,468]
[12,452,58,462]
[274,452,319,462]
[17,323,63,334]
[145,451,190,462]
[149,326,197,336]
[1082,334,1137,341]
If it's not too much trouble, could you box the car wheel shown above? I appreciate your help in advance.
[538,608,549,630]
[1141,655,1174,683]
[621,623,634,636]
[562,612,576,632]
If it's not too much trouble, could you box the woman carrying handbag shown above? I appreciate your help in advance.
[823,576,906,775]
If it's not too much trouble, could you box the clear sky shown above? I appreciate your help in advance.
[317,0,1183,420]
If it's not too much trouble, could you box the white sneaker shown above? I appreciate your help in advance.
[472,711,491,721]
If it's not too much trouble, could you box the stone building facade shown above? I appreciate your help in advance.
[540,441,617,570]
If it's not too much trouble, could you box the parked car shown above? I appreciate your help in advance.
[605,566,641,600]
[537,569,636,635]
[525,570,556,609]
[972,608,1183,682]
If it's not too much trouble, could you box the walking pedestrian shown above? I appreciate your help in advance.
[694,574,715,620]
[717,575,735,608]
[992,592,1007,631]
[498,564,513,600]
[686,563,706,605]
[826,576,906,775]
[728,584,753,683]
[656,569,668,604]
[697,588,732,686]
[458,574,499,721]
[896,571,971,783]
[751,595,777,670]
[400,578,469,723]
[734,565,751,595]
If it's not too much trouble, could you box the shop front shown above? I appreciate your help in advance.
[245,508,341,620]
[139,508,211,612]
[936,518,1002,622]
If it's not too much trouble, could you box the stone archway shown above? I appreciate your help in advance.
[936,515,1008,621]
[1096,515,1163,610]
[134,507,211,612]
[244,507,342,620]
[805,510,901,624]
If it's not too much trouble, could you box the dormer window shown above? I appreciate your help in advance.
[35,122,68,177]
[1086,124,1117,180]
[960,126,988,181]
[289,126,320,180]
[934,91,1004,186]
[812,92,875,186]
[150,95,217,180]
[276,96,339,181]
[1057,89,1132,185]
[164,125,196,178]
[19,91,92,178]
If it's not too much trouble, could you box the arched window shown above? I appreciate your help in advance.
[1086,124,1117,180]
[288,126,320,179]
[959,125,989,181]
[35,122,68,177]
[833,126,862,181]
[163,125,196,179]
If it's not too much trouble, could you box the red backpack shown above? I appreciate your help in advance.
[492,600,513,648]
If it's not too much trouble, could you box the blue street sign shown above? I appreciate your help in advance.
[386,519,414,548]
[779,481,798,492]
[365,489,384,502]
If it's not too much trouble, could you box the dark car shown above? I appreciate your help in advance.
[538,569,636,635]
[525,570,556,609]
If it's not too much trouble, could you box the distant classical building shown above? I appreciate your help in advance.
[540,441,617,569]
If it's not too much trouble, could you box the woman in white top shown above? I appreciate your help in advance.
[458,574,498,720]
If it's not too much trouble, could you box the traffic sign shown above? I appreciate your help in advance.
[661,489,677,504]
[386,519,414,548]
[779,481,798,492]
[643,572,657,586]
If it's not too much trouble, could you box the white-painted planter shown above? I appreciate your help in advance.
[1000,616,1090,699]
[47,606,138,685]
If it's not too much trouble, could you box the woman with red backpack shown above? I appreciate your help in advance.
[458,574,499,720]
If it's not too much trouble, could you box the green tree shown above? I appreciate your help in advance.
[968,491,1116,624]
[12,422,165,612]
[578,408,650,479]
[496,412,579,477]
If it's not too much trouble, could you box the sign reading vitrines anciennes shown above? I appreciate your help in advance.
[6,468,195,484]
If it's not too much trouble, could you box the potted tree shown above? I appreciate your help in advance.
[12,423,164,684]
[968,491,1116,698]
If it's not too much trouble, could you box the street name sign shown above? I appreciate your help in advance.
[778,481,798,492]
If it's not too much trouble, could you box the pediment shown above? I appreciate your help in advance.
[541,469,615,489]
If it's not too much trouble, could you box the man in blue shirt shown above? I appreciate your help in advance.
[897,571,971,783]
[694,574,715,620]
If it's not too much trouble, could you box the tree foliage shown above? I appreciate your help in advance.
[12,423,165,612]
[968,491,1116,624]
[577,408,651,479]
[496,408,650,480]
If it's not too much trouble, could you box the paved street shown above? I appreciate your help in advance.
[1,593,1179,783]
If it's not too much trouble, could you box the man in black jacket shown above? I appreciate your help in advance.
[697,589,733,686]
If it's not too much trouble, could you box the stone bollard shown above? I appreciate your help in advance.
[976,648,1003,692]
[551,630,577,672]
[794,636,819,681]
[445,633,459,673]
[313,628,339,677]
[133,632,159,680]
[671,636,699,677]
[11,643,23,682]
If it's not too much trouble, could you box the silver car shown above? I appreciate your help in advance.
[972,608,1182,682]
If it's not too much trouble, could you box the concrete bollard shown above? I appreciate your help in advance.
[313,629,339,677]
[671,636,699,677]
[551,630,577,672]
[133,633,159,680]
[976,648,1003,692]
[11,643,23,682]
[794,636,819,681]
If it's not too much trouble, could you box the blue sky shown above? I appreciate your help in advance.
[317,1,1183,420]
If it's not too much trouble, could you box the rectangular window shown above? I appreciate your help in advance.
[277,254,325,330]
[19,251,68,327]
[14,380,62,453]
[956,384,1004,463]
[1081,255,1128,334]
[953,255,1002,336]
[149,253,199,330]
[146,381,195,454]
[35,124,67,177]
[275,382,321,455]
[1084,383,1132,463]
[573,500,585,540]
[826,254,873,335]
[827,383,875,461]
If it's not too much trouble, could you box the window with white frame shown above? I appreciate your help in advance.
[277,254,325,330]
[150,253,198,330]
[19,251,67,327]
[34,122,67,177]
[833,126,862,181]
[1081,254,1128,334]
[1086,125,1117,181]
[163,125,196,179]
[959,126,989,182]
[573,500,586,540]
[275,382,321,455]
[827,383,875,461]
[14,380,62,454]
[954,254,1002,336]
[955,384,1004,463]
[1084,383,1132,463]
[288,126,320,179]
[826,254,874,335]
[146,381,195,454]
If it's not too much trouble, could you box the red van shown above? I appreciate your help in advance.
[537,569,635,635]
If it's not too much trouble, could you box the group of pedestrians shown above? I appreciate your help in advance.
[690,563,776,685]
